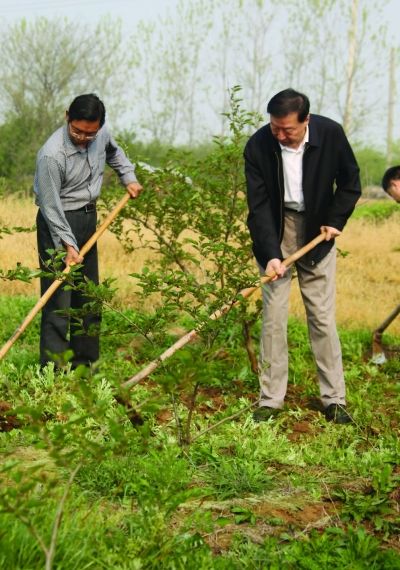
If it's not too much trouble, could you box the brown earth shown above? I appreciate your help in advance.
[0,400,20,431]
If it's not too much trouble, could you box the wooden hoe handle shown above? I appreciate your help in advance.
[0,193,131,362]
[122,232,327,388]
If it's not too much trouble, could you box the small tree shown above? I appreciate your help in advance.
[100,88,262,443]
[0,369,138,570]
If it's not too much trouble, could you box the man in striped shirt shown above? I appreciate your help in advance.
[34,93,142,369]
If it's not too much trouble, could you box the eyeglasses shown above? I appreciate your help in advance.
[69,124,99,141]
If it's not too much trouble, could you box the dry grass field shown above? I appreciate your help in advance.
[0,196,399,335]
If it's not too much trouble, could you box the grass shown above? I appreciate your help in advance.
[0,197,399,568]
[0,292,399,568]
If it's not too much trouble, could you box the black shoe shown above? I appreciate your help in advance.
[324,404,353,424]
[253,406,281,422]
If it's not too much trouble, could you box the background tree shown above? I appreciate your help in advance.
[0,0,399,183]
[130,0,212,145]
[282,0,390,141]
[236,0,277,126]
[207,0,241,136]
[283,0,336,114]
[386,47,397,167]
[331,0,388,138]
[0,16,127,179]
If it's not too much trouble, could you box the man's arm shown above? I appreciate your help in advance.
[35,155,80,257]
[265,258,287,280]
[320,226,341,241]
[125,181,143,198]
[244,143,282,270]
[325,126,361,231]
[105,131,143,198]
[64,244,83,265]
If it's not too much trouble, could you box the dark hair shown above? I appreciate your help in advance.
[67,93,106,127]
[382,165,400,192]
[267,88,310,122]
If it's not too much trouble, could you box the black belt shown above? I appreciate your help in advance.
[70,202,96,213]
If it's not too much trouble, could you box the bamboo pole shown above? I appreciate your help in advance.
[122,232,327,388]
[0,192,131,361]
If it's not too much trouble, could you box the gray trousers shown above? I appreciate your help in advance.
[258,210,346,409]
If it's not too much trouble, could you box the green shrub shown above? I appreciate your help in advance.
[352,201,399,222]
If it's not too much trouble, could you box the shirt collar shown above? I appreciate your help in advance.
[63,124,87,156]
[279,125,309,153]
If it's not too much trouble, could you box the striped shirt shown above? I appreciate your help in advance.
[34,124,137,250]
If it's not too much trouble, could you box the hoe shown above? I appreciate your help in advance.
[0,192,131,362]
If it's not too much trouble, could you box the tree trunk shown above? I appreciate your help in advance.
[343,0,359,134]
[242,320,258,375]
[386,47,396,167]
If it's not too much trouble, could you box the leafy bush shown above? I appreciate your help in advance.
[352,200,399,222]
[354,146,387,188]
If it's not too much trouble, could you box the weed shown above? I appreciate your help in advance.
[226,526,400,569]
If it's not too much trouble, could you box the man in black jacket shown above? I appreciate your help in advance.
[244,88,361,424]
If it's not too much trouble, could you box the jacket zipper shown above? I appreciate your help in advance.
[275,151,284,242]
[302,144,316,265]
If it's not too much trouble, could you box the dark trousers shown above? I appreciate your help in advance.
[36,209,101,368]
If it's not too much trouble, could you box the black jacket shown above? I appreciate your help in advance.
[244,114,361,269]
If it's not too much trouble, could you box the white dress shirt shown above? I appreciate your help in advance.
[280,126,309,212]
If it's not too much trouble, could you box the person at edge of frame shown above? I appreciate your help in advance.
[244,88,361,425]
[382,165,400,203]
[34,93,143,370]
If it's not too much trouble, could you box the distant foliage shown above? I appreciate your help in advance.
[0,16,126,181]
[352,200,399,222]
[354,146,387,188]
[0,1,397,182]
